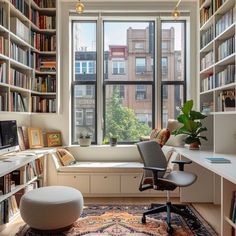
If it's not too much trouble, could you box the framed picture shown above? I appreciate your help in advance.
[46,131,62,147]
[28,128,44,149]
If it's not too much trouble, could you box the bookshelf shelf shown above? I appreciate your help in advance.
[0,0,57,114]
[200,64,214,75]
[200,40,213,53]
[200,14,214,32]
[215,53,235,67]
[200,0,212,11]
[225,216,236,229]
[201,82,236,94]
[31,91,56,96]
[215,0,235,15]
[215,22,235,42]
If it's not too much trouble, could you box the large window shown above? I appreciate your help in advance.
[161,21,186,127]
[72,22,97,143]
[104,21,154,143]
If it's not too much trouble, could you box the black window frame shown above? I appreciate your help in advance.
[161,20,187,127]
[71,20,98,144]
[103,20,155,144]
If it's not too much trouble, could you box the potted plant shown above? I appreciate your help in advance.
[109,133,118,146]
[78,133,92,147]
[173,100,208,150]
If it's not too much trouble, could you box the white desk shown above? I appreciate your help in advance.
[162,146,236,236]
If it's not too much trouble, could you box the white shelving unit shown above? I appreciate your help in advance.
[0,0,57,114]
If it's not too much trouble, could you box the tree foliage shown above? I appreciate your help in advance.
[105,92,151,142]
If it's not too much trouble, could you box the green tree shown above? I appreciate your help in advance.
[105,91,151,142]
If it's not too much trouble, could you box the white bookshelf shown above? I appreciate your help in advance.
[0,0,57,113]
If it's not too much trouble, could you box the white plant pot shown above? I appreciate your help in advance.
[79,138,91,147]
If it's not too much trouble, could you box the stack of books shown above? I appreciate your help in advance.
[33,0,56,8]
[0,61,6,83]
[215,65,235,88]
[37,57,56,72]
[0,2,8,28]
[10,68,28,89]
[201,74,214,92]
[31,76,56,93]
[31,96,56,113]
[31,32,56,51]
[10,0,29,18]
[10,92,28,112]
[39,15,56,30]
[216,89,235,112]
[200,1,213,26]
[10,42,29,66]
[201,51,214,70]
[216,7,235,36]
[200,25,213,49]
[218,36,235,61]
[205,157,231,163]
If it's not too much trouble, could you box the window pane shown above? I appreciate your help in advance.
[73,85,96,143]
[105,84,152,142]
[161,22,185,81]
[73,22,96,81]
[162,85,184,128]
[104,21,154,81]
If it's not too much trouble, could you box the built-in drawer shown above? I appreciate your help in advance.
[57,174,90,194]
[91,174,120,194]
[121,174,143,194]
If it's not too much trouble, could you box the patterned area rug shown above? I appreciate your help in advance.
[16,205,218,236]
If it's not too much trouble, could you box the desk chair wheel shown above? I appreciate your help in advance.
[141,216,146,224]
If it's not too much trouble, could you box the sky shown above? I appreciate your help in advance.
[73,21,183,52]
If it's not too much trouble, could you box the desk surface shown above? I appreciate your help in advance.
[163,146,236,185]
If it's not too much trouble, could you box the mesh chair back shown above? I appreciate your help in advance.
[137,140,167,178]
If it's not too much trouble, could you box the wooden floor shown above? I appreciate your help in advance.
[0,197,221,236]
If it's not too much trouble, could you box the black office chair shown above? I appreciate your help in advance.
[137,140,197,234]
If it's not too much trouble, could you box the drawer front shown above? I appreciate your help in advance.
[91,175,120,194]
[57,174,90,193]
[121,174,143,193]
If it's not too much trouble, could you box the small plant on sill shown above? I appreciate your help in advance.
[78,133,92,147]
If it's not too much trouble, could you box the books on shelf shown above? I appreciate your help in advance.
[10,17,30,43]
[200,25,213,49]
[31,76,56,93]
[218,36,235,61]
[10,0,29,19]
[201,74,214,92]
[0,61,7,83]
[33,0,56,8]
[30,7,39,26]
[0,92,8,111]
[216,7,235,36]
[0,2,7,28]
[39,15,56,30]
[201,51,214,70]
[205,157,231,163]
[201,102,214,113]
[10,42,29,66]
[200,0,213,27]
[10,92,28,112]
[0,36,8,55]
[231,192,236,223]
[216,89,235,112]
[36,57,56,72]
[31,32,56,51]
[10,68,28,89]
[31,96,56,113]
[215,0,227,10]
[0,174,11,195]
[215,65,235,88]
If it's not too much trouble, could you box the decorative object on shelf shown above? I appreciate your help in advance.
[172,0,181,19]
[78,133,92,147]
[56,148,76,166]
[46,131,62,147]
[76,0,85,14]
[28,127,44,149]
[109,133,118,146]
[173,100,208,150]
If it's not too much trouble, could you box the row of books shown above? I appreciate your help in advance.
[0,2,7,28]
[215,65,235,88]
[0,36,8,55]
[215,0,227,10]
[231,192,236,224]
[33,0,56,8]
[39,15,56,30]
[10,17,30,43]
[10,42,29,66]
[10,68,28,89]
[31,7,39,26]
[200,1,213,27]
[201,51,214,70]
[200,25,213,49]
[36,57,56,72]
[10,0,29,19]
[216,90,235,112]
[0,174,11,195]
[0,61,6,83]
[218,36,235,61]
[0,92,7,111]
[31,32,56,52]
[201,74,214,92]
[10,92,28,112]
[215,7,235,36]
[31,76,56,92]
[31,96,56,113]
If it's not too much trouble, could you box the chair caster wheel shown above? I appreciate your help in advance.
[167,226,174,234]
[141,216,146,224]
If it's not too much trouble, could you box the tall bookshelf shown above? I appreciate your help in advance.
[199,1,236,234]
[0,0,57,114]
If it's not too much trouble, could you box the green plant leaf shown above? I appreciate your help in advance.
[185,136,200,144]
[182,100,193,115]
[177,114,189,124]
[190,110,207,120]
[196,127,208,135]
[198,136,208,141]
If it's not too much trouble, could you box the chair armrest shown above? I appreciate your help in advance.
[171,160,192,171]
[143,167,166,186]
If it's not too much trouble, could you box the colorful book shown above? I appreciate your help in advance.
[205,157,231,163]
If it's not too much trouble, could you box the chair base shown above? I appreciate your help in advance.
[141,202,197,234]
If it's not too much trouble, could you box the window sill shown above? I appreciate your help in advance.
[69,144,136,148]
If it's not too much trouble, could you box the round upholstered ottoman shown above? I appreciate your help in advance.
[20,186,84,230]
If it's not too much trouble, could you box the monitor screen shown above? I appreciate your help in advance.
[0,120,19,153]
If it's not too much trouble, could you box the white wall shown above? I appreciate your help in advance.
[0,114,30,126]
[30,1,198,160]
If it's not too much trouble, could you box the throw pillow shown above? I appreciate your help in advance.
[56,148,76,166]
[165,134,187,147]
[150,128,160,139]
[152,128,170,147]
